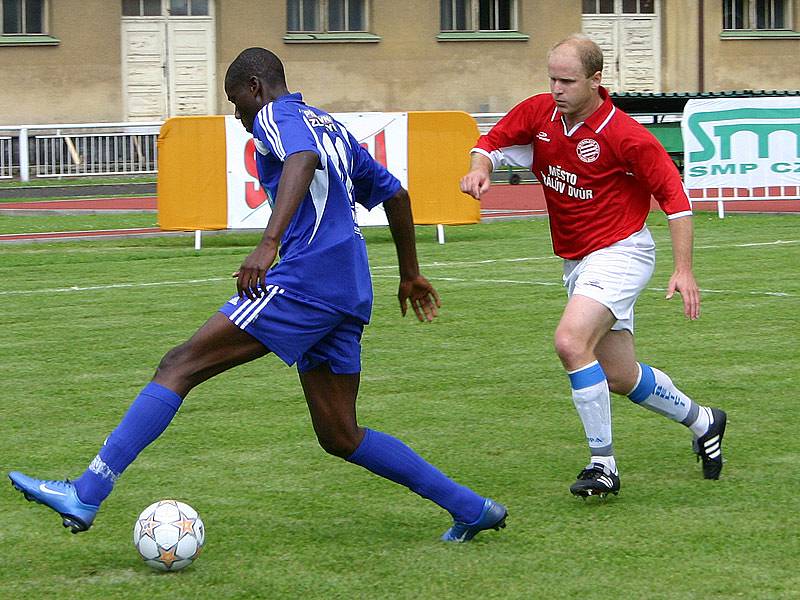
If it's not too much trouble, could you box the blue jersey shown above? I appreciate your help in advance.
[251,93,401,323]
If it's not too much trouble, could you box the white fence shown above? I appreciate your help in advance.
[0,116,506,182]
[0,113,683,183]
[0,122,162,181]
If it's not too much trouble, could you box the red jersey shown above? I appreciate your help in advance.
[474,87,691,259]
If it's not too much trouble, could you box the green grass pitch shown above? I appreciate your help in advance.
[0,214,798,598]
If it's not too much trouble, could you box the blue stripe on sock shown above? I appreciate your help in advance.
[628,363,656,404]
[568,362,606,390]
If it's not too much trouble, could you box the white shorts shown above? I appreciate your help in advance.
[562,226,656,333]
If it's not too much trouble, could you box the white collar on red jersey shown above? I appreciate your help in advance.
[551,86,617,136]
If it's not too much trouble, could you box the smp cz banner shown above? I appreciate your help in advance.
[225,112,408,229]
[682,98,800,201]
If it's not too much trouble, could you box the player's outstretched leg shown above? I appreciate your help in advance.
[627,363,726,479]
[299,365,506,543]
[8,313,268,532]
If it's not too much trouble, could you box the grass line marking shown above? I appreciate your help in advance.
[2,250,797,298]
[371,275,797,298]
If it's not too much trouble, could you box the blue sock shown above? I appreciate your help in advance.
[74,382,183,506]
[347,428,484,523]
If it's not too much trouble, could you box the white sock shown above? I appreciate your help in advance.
[689,406,712,438]
[568,361,613,458]
[590,455,618,474]
[628,363,713,437]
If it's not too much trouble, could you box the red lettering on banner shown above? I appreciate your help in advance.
[374,130,387,167]
[244,139,268,209]
[359,129,388,167]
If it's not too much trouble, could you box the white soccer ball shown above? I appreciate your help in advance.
[133,499,205,572]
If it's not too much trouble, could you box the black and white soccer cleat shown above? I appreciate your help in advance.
[569,463,620,498]
[693,407,727,480]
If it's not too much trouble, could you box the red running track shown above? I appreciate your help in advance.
[0,196,157,211]
[481,184,799,217]
[1,186,796,242]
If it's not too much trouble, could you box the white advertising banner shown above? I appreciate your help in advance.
[682,97,800,201]
[225,112,408,229]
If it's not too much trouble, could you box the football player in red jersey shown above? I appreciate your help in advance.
[461,34,726,497]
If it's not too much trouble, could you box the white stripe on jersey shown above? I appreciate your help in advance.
[337,124,353,152]
[258,107,284,160]
[550,106,559,121]
[498,144,533,169]
[595,106,616,134]
[267,103,287,158]
[300,116,334,245]
[471,147,500,171]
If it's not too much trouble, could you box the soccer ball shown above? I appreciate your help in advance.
[133,500,205,571]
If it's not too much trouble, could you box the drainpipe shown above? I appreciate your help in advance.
[698,0,705,92]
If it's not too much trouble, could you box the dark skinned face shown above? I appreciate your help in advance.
[224,76,264,134]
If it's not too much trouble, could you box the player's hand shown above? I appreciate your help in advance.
[460,169,492,200]
[233,240,278,301]
[666,269,701,320]
[398,275,441,322]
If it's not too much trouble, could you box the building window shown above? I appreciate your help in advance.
[122,0,209,18]
[2,0,44,34]
[583,0,654,14]
[441,0,517,32]
[582,0,614,14]
[168,0,209,16]
[287,0,366,33]
[122,0,161,16]
[723,0,789,30]
[621,0,654,13]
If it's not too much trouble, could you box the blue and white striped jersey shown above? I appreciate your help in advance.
[251,93,400,323]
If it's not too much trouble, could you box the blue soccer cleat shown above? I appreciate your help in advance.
[441,498,507,543]
[8,471,99,533]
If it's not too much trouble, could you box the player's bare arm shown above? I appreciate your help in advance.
[383,188,441,322]
[234,150,319,300]
[665,215,701,320]
[459,152,494,200]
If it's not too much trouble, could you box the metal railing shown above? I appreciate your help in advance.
[0,122,162,181]
[470,112,506,135]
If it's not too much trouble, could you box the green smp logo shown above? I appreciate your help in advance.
[687,107,800,177]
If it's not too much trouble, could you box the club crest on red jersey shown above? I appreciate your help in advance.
[577,139,600,163]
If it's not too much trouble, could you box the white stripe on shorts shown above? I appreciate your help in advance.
[238,286,285,329]
[228,292,261,322]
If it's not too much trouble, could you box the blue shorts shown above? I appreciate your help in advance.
[218,284,364,374]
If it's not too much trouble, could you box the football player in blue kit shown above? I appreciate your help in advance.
[9,47,506,543]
